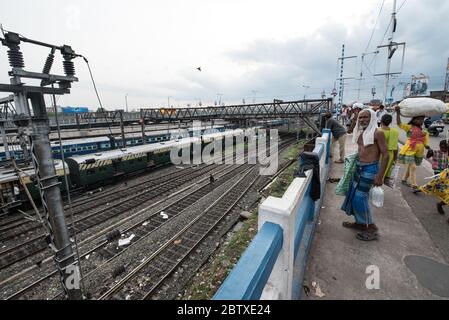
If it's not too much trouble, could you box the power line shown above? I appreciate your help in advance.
[397,0,407,13]
[365,0,386,52]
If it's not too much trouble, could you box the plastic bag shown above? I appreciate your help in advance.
[335,153,358,196]
[385,165,400,189]
[370,187,384,208]
[398,98,448,117]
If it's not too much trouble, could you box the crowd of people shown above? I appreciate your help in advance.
[325,102,449,242]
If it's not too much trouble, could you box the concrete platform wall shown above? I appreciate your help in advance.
[213,130,331,300]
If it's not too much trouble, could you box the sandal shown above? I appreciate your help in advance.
[343,222,366,231]
[356,232,378,242]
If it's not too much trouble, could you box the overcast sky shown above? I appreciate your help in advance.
[0,0,448,110]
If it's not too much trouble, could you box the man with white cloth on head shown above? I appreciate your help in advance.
[341,109,390,241]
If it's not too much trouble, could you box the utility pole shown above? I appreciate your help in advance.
[251,90,258,104]
[125,93,128,113]
[302,85,310,100]
[0,96,14,160]
[337,44,357,108]
[383,0,397,103]
[0,31,83,299]
[444,58,449,101]
[356,51,379,101]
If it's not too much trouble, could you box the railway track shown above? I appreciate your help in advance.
[3,136,297,299]
[5,164,251,300]
[0,165,211,242]
[97,166,260,300]
[0,165,220,271]
[0,135,259,240]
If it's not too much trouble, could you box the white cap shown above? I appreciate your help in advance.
[353,102,365,109]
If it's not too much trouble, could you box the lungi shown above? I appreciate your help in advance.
[341,161,379,225]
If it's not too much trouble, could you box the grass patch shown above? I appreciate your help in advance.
[179,139,306,300]
[180,212,258,300]
[262,140,306,198]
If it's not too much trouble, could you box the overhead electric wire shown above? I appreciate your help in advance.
[365,0,386,52]
[81,56,126,154]
[397,0,407,13]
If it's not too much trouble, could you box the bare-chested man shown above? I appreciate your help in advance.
[341,109,389,241]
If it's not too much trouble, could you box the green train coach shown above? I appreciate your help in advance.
[64,136,200,189]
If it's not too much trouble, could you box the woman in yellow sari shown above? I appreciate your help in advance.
[394,106,430,189]
[419,168,449,224]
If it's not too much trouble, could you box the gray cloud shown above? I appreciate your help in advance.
[0,0,448,109]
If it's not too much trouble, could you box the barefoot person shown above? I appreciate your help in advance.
[341,109,390,241]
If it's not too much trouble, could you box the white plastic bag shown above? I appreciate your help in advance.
[398,98,448,117]
[370,187,384,208]
[385,164,400,189]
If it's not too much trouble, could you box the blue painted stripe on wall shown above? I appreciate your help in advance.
[213,222,283,300]
[294,182,313,258]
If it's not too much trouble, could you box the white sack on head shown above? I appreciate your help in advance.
[398,98,448,117]
[352,109,377,147]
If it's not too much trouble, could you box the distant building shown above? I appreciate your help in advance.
[62,106,89,114]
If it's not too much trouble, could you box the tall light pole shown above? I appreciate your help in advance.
[321,90,326,99]
[217,93,223,106]
[125,93,128,113]
[357,51,379,101]
[168,96,172,108]
[302,85,310,100]
[251,90,258,104]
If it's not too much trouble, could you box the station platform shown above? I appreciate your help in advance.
[302,134,449,300]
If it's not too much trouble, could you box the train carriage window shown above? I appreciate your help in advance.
[87,169,96,175]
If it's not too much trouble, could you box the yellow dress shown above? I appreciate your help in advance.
[397,124,429,166]
[420,169,449,205]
